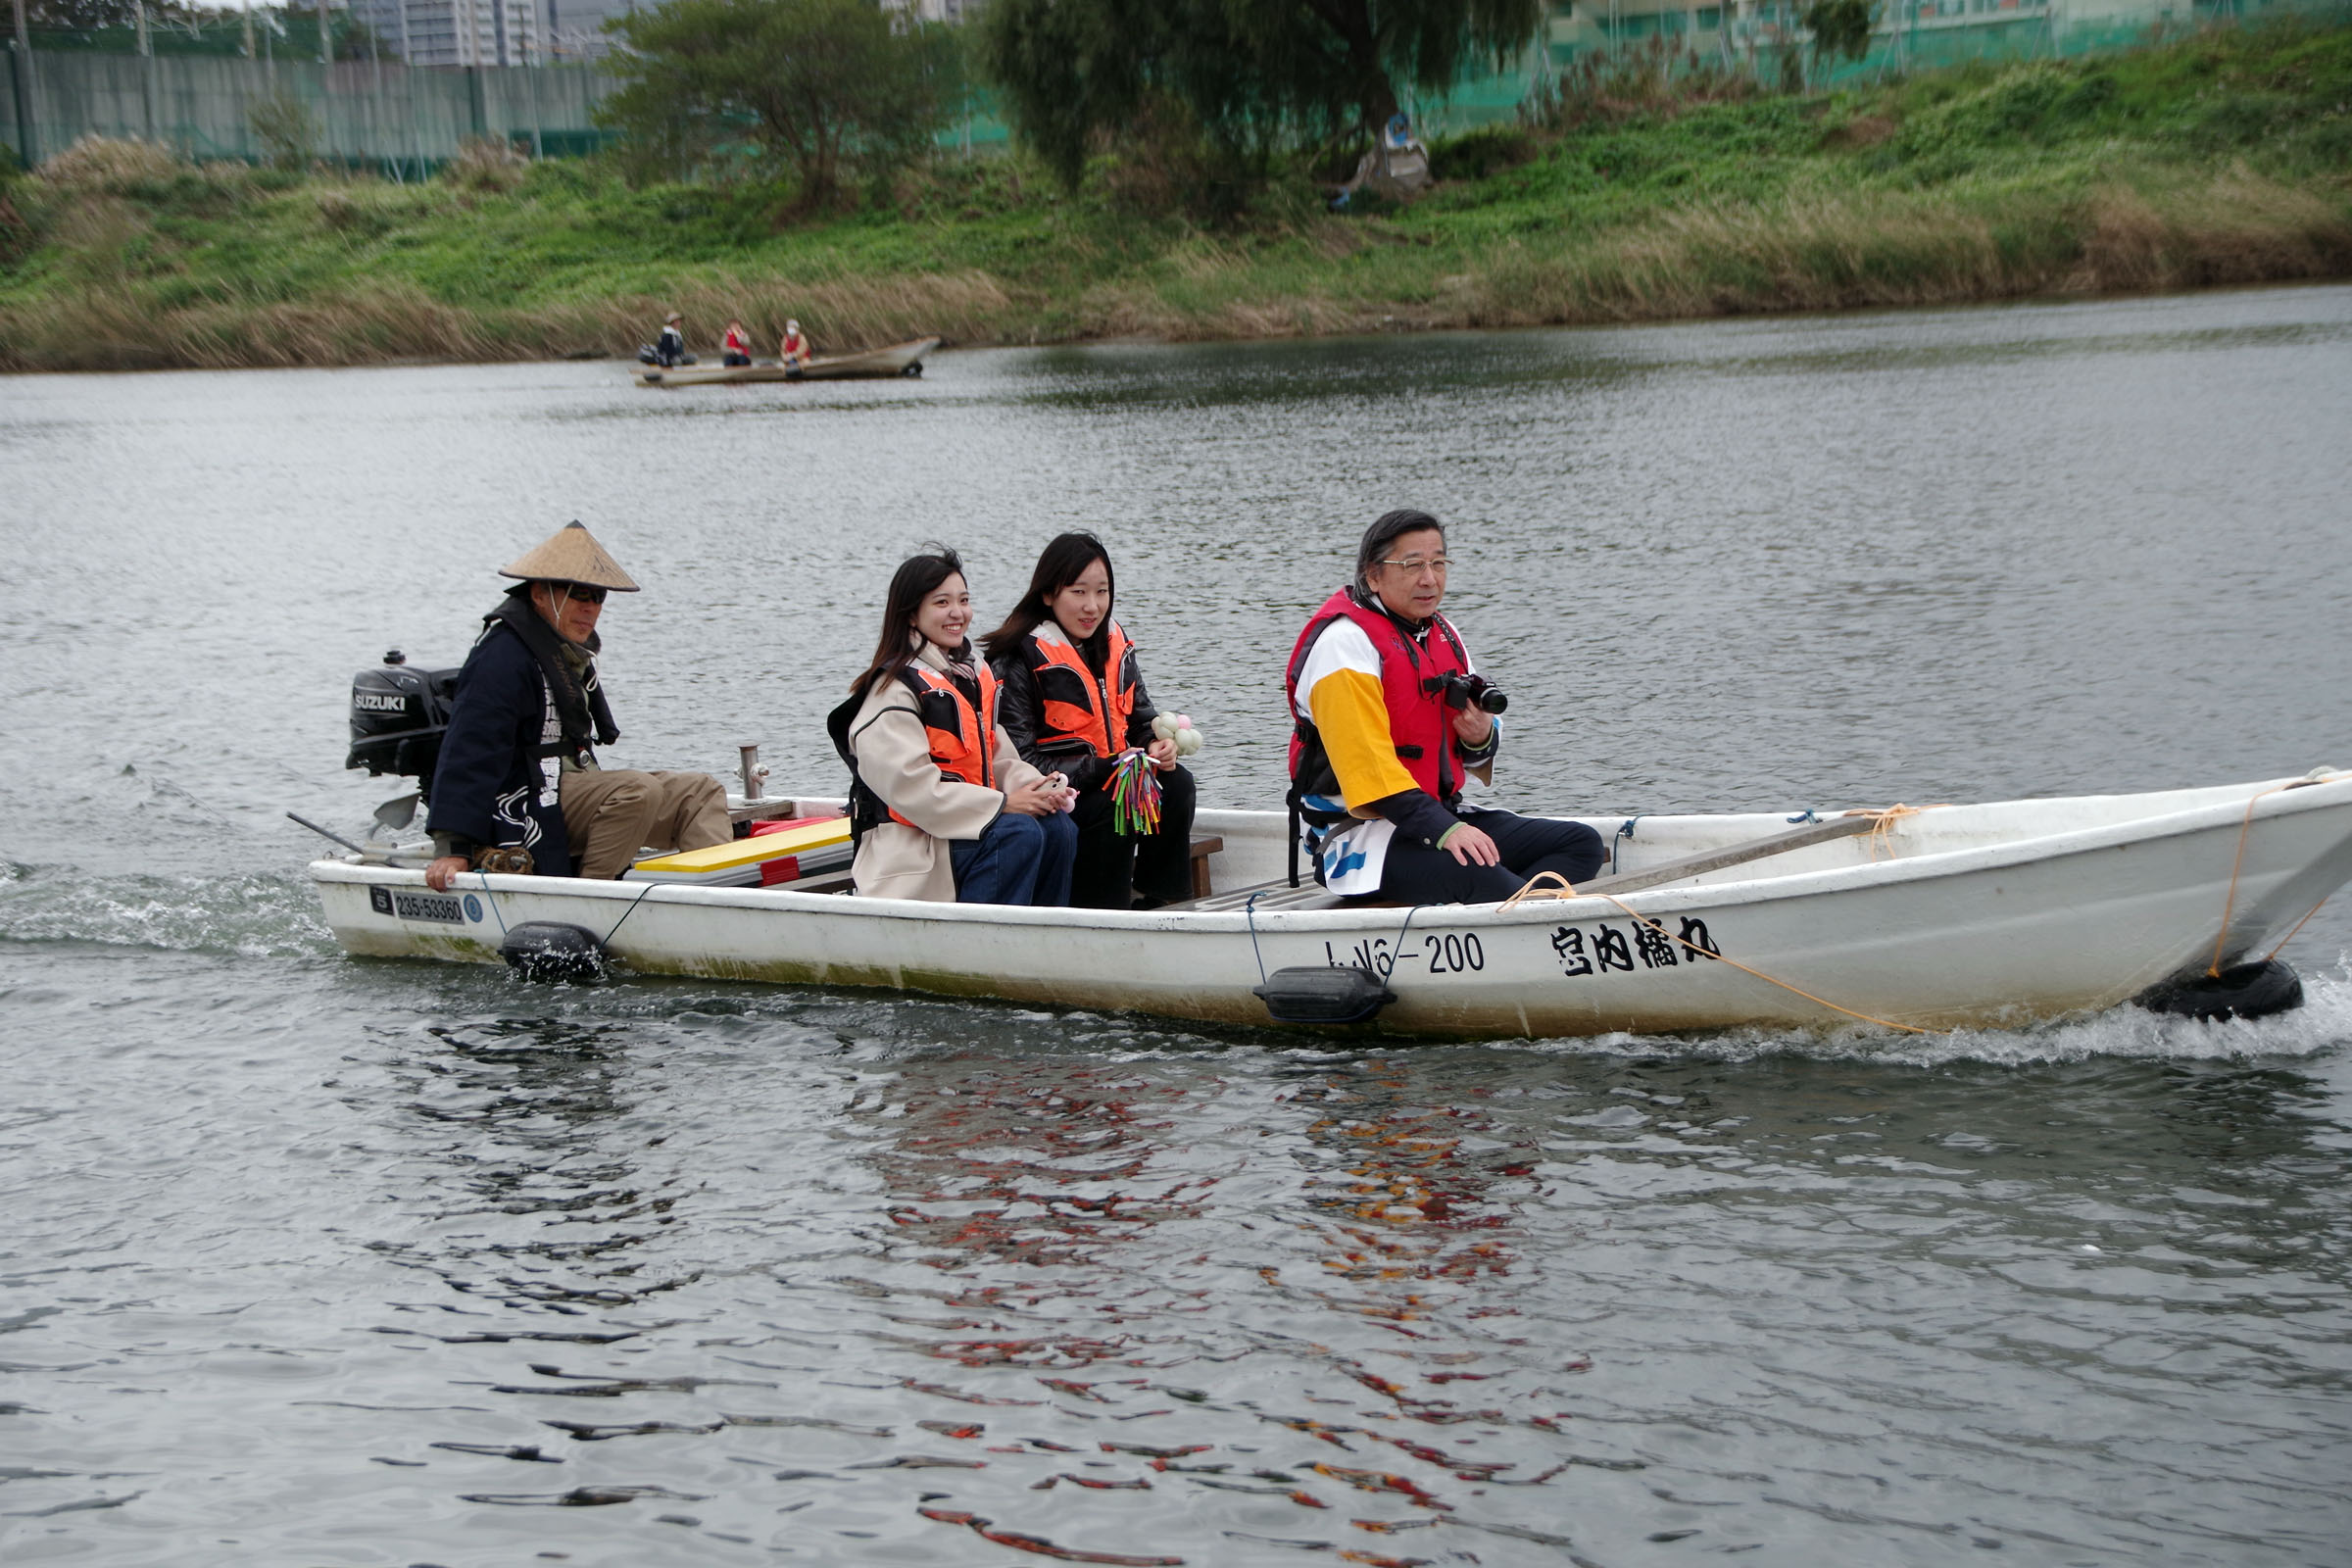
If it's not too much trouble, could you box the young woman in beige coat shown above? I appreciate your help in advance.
[827,549,1078,904]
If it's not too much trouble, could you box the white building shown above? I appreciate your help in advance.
[538,0,646,61]
[358,0,543,66]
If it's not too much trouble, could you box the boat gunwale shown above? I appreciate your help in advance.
[311,771,2352,933]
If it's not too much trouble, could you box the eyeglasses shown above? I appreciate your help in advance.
[1376,556,1451,575]
[558,585,609,605]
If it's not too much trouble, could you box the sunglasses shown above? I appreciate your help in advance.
[552,584,608,605]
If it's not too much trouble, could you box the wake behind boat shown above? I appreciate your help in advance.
[637,337,942,386]
[308,770,2352,1039]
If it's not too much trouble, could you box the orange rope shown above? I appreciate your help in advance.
[2265,897,2332,963]
[1500,871,1929,1035]
[1840,803,1951,862]
[2204,778,2333,977]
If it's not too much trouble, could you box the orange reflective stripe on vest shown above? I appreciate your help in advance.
[1029,621,1136,760]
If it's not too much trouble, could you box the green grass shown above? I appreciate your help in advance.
[3,15,2348,371]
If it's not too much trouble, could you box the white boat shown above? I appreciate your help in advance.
[636,337,942,386]
[307,771,2352,1039]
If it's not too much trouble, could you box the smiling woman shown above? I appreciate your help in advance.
[828,547,1078,906]
[985,532,1201,909]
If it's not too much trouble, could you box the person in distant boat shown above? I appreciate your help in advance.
[721,318,753,368]
[423,521,731,892]
[828,548,1078,905]
[778,318,811,370]
[984,532,1197,909]
[654,312,687,368]
[1285,508,1603,904]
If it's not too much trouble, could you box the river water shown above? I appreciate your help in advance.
[5,285,2352,1566]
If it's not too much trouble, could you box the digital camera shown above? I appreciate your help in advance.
[1428,672,1508,714]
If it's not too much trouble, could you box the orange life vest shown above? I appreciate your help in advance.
[1027,620,1138,760]
[889,663,998,828]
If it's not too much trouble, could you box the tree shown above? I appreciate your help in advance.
[1800,0,1876,72]
[979,0,1545,189]
[600,0,956,206]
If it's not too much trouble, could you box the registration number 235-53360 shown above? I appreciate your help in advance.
[1323,931,1488,976]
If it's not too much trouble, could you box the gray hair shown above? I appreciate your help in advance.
[1353,509,1446,593]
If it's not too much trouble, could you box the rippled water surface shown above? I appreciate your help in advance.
[6,286,2352,1565]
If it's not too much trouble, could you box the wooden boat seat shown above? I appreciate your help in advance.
[1187,835,1223,900]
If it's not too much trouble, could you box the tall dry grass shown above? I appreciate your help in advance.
[2,168,2345,372]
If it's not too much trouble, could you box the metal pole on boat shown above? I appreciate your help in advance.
[737,743,767,803]
[288,810,369,857]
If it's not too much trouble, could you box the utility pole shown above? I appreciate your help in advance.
[134,0,155,143]
[318,0,331,63]
[11,0,36,168]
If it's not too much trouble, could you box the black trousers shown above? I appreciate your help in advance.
[1068,763,1198,909]
[1375,807,1605,906]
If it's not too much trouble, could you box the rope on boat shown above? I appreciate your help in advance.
[472,870,509,938]
[1842,803,1949,862]
[1498,870,1933,1036]
[1380,905,1419,982]
[1245,892,1268,986]
[2211,767,2345,977]
[601,880,661,950]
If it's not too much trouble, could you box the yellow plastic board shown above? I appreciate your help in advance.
[630,817,850,874]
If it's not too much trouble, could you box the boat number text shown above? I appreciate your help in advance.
[377,888,465,924]
[1550,917,1721,977]
[1324,931,1487,976]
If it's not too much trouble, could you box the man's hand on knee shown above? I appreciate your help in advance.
[1439,821,1500,866]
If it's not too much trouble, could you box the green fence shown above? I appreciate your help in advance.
[2,47,619,174]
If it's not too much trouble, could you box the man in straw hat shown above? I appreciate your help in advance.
[424,521,730,892]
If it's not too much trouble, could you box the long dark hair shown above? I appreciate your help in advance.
[980,531,1115,669]
[849,547,966,699]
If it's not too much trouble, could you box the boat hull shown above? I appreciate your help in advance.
[637,337,942,385]
[310,776,2352,1039]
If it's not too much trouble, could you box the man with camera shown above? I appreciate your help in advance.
[1284,509,1604,904]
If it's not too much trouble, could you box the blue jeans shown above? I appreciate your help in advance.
[950,809,1077,906]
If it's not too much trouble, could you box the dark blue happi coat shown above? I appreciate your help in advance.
[425,621,575,878]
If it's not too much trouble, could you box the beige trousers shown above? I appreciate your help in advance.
[559,769,731,881]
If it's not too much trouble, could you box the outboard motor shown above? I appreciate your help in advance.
[346,649,461,796]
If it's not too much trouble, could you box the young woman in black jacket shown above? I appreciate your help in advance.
[983,533,1198,909]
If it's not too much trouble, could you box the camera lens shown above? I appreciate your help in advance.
[1478,688,1509,713]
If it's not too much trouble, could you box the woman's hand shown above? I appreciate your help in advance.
[1146,737,1179,769]
[425,855,468,892]
[1004,777,1073,817]
[1439,821,1500,866]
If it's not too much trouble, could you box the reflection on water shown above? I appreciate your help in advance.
[3,287,2352,1563]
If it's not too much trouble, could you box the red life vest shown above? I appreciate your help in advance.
[1026,620,1138,760]
[781,332,808,359]
[723,325,749,354]
[889,663,998,828]
[1284,586,1472,811]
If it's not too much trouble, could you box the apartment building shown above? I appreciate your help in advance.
[357,0,543,66]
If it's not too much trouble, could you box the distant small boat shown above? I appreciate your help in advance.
[637,337,942,386]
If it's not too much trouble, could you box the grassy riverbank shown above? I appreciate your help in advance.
[3,18,2348,372]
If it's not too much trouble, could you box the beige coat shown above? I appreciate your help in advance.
[845,639,1052,902]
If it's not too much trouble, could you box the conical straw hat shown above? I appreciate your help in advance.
[499,521,640,592]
